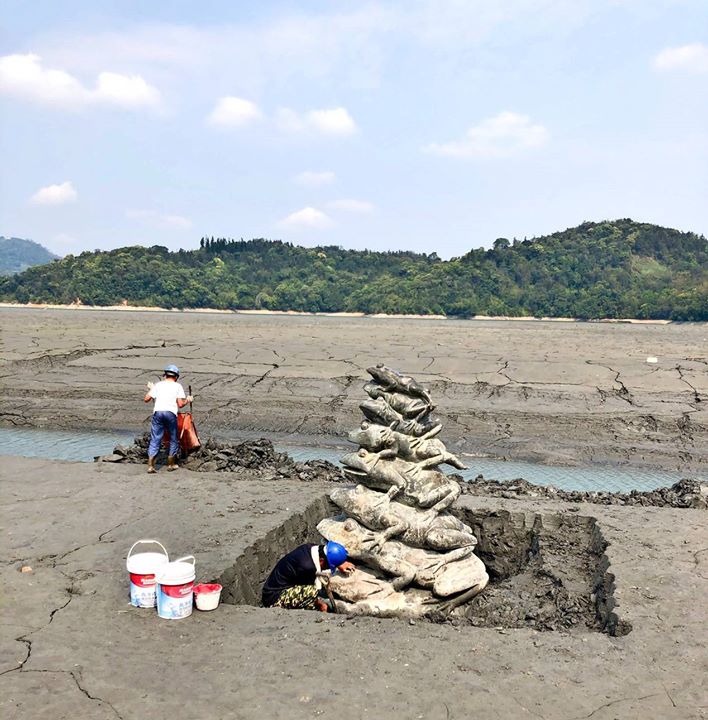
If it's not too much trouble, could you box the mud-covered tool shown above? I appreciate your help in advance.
[319,573,338,614]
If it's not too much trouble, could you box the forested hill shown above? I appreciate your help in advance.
[0,237,58,276]
[1,220,705,320]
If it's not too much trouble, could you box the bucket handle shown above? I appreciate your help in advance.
[127,540,169,561]
[173,555,195,566]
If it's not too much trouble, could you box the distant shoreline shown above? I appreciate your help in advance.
[0,301,675,324]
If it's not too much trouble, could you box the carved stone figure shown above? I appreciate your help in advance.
[363,383,432,418]
[317,516,488,597]
[316,364,488,619]
[367,364,432,403]
[330,484,477,551]
[330,569,488,620]
[348,422,467,470]
[327,566,397,603]
[340,448,461,514]
[360,398,439,437]
[329,569,439,619]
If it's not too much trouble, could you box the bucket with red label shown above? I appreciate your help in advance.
[194,583,223,611]
[126,540,169,608]
[155,556,196,619]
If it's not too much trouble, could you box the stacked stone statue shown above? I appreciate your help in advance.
[317,364,489,619]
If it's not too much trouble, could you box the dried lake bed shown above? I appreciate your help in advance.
[1,307,707,719]
[1,306,706,472]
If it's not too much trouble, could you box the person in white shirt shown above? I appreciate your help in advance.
[143,364,193,473]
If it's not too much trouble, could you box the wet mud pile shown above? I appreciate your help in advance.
[461,474,708,509]
[99,434,345,484]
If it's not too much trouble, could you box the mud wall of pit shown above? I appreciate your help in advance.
[451,507,631,636]
[218,495,337,606]
[593,552,633,637]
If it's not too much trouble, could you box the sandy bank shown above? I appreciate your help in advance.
[0,302,677,323]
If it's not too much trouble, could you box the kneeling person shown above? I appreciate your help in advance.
[262,542,354,612]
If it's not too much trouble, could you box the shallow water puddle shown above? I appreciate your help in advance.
[0,427,691,493]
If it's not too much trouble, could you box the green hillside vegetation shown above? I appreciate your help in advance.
[0,220,705,320]
[0,237,59,276]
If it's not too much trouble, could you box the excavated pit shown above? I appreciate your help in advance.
[218,495,630,636]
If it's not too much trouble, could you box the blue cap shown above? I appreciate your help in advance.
[325,541,347,571]
[164,364,180,377]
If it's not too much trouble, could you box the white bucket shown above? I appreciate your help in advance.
[126,540,169,608]
[156,556,196,620]
[194,583,223,611]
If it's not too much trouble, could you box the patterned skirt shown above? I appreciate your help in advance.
[272,584,319,610]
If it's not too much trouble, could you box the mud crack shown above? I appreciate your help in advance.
[328,375,358,412]
[4,344,173,374]
[0,637,31,676]
[571,693,662,719]
[70,670,124,719]
[675,365,702,407]
[48,592,74,624]
[252,364,279,386]
[587,361,636,406]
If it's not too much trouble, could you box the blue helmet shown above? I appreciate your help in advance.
[164,364,180,377]
[325,541,347,571]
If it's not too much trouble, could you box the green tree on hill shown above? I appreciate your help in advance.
[0,220,705,320]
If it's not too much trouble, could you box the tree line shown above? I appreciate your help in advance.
[1,220,705,320]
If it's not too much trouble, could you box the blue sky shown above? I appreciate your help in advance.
[1,0,706,258]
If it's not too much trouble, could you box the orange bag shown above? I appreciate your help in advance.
[162,384,201,454]
[162,412,201,454]
[177,412,201,452]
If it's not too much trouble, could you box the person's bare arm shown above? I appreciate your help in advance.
[176,394,193,409]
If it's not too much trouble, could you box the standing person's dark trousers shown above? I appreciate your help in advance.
[148,411,178,458]
[143,366,189,474]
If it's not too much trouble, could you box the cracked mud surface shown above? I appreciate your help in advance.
[1,307,706,473]
[2,457,707,720]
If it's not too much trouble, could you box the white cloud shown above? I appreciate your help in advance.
[276,106,357,136]
[1,53,85,107]
[94,71,161,108]
[30,181,78,206]
[307,107,357,135]
[425,111,549,158]
[294,170,336,187]
[279,206,333,229]
[207,96,263,127]
[0,53,161,110]
[654,43,708,74]
[126,209,192,230]
[328,198,375,213]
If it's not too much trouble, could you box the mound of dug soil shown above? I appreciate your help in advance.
[98,434,345,484]
[461,474,707,509]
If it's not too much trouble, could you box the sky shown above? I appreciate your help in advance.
[0,0,706,258]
